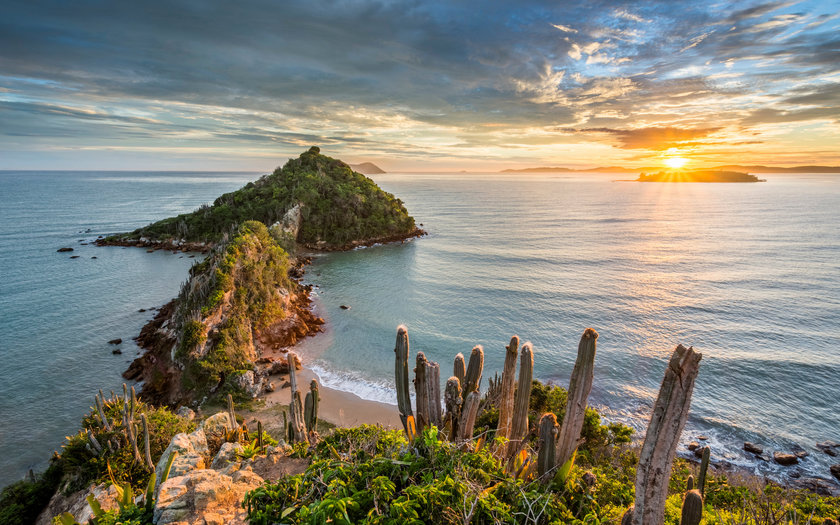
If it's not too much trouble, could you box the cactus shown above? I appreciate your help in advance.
[453,353,466,386]
[394,325,414,434]
[537,413,558,481]
[257,420,264,449]
[141,414,154,470]
[86,429,102,455]
[698,446,710,496]
[227,393,237,432]
[686,474,695,491]
[632,345,702,525]
[496,336,519,442]
[444,376,462,441]
[680,489,703,525]
[289,390,307,442]
[414,352,429,433]
[620,506,635,525]
[425,359,442,429]
[288,352,299,394]
[509,342,534,457]
[304,379,319,433]
[459,391,481,440]
[462,345,484,400]
[95,394,112,432]
[556,328,598,469]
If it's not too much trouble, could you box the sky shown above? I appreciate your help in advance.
[1,0,839,171]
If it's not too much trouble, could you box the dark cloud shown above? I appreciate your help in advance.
[562,126,721,149]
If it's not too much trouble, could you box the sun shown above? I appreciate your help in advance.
[663,148,689,169]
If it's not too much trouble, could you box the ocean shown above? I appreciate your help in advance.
[1,170,838,487]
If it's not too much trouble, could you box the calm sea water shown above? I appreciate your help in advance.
[1,170,838,486]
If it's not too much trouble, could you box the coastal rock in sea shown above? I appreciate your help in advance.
[340,304,351,310]
[697,435,709,441]
[154,468,264,524]
[687,441,699,451]
[57,247,73,252]
[817,441,839,457]
[744,442,764,455]
[112,349,122,355]
[792,477,839,497]
[70,255,80,259]
[108,338,122,345]
[774,452,799,466]
[694,447,707,458]
[831,464,840,481]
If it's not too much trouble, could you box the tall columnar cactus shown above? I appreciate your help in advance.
[414,352,430,433]
[496,336,520,442]
[459,391,481,441]
[257,421,264,449]
[453,353,466,387]
[227,393,237,431]
[556,328,598,469]
[508,342,534,456]
[95,394,112,432]
[444,377,462,441]
[289,390,307,443]
[304,379,319,433]
[697,446,710,496]
[537,413,558,481]
[288,353,299,394]
[631,345,702,525]
[462,345,484,400]
[141,414,154,470]
[86,429,102,455]
[394,325,414,433]
[425,360,442,429]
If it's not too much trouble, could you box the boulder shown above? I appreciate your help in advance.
[340,305,351,310]
[57,247,74,252]
[108,338,122,345]
[817,441,839,457]
[154,428,208,495]
[177,406,196,421]
[154,467,264,524]
[774,452,799,466]
[696,435,709,441]
[112,349,122,355]
[35,483,118,525]
[235,370,266,398]
[268,354,302,375]
[687,441,699,451]
[211,442,244,470]
[831,464,840,482]
[744,442,763,455]
[202,412,234,436]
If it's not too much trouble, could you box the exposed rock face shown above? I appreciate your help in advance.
[155,427,209,495]
[36,483,118,525]
[831,464,840,482]
[817,441,839,457]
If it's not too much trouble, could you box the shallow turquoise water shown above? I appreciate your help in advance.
[1,170,838,486]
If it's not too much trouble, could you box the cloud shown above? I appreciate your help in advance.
[563,126,722,149]
[551,23,577,33]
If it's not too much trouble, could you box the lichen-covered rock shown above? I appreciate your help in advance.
[234,370,267,398]
[155,428,209,494]
[202,412,234,436]
[154,468,264,524]
[211,442,244,470]
[35,483,118,525]
[177,406,196,421]
[774,452,799,466]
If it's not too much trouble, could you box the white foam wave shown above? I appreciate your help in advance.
[308,362,400,406]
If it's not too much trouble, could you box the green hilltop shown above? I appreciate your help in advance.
[106,147,418,250]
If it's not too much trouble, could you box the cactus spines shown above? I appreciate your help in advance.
[556,328,598,469]
[496,336,520,442]
[453,353,466,386]
[444,377,462,441]
[698,446,710,496]
[509,342,534,456]
[304,379,319,433]
[459,391,481,441]
[394,325,414,434]
[462,345,484,400]
[537,413,559,481]
[632,345,702,525]
[414,352,429,433]
[141,414,154,470]
[680,490,704,525]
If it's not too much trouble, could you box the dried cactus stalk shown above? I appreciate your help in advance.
[227,393,237,433]
[425,359,442,429]
[394,325,413,433]
[537,413,559,481]
[556,328,598,469]
[453,353,466,386]
[496,336,519,442]
[680,489,703,525]
[632,345,702,525]
[288,353,299,394]
[698,446,710,496]
[414,352,429,433]
[462,345,484,400]
[444,377,462,441]
[257,420,263,449]
[508,342,534,456]
[289,390,307,443]
[141,414,154,470]
[459,391,481,441]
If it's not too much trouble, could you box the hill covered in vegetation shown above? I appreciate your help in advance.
[101,147,420,250]
[636,170,765,183]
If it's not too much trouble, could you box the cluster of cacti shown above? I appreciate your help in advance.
[680,475,704,525]
[86,384,155,470]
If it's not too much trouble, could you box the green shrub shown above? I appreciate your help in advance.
[0,461,63,525]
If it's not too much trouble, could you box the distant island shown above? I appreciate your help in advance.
[502,164,840,174]
[636,170,765,183]
[348,161,385,174]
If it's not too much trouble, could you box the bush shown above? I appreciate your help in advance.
[0,461,63,525]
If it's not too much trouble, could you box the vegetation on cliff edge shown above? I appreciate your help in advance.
[109,146,417,248]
